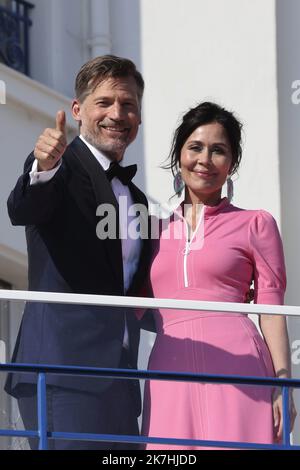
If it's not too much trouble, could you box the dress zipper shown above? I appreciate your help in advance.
[183,207,204,287]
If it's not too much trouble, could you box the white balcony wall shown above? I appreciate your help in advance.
[29,0,90,98]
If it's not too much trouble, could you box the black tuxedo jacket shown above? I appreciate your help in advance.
[5,137,151,413]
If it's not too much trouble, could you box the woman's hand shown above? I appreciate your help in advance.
[272,387,297,442]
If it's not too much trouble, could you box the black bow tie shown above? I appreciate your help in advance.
[105,162,137,185]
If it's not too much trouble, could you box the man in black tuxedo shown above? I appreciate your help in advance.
[5,55,151,450]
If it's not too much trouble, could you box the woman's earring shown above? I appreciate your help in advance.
[173,171,185,195]
[227,176,234,202]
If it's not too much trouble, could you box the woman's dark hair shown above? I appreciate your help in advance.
[165,101,243,176]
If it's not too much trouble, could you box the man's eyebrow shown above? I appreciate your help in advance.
[93,96,110,101]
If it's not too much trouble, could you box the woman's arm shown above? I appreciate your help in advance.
[249,210,297,440]
[259,314,290,379]
[261,314,297,441]
[259,314,297,441]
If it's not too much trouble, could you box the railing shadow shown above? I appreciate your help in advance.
[0,363,299,450]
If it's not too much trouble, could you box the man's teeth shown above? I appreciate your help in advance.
[104,127,126,131]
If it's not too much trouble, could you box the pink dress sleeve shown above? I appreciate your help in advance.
[248,210,286,305]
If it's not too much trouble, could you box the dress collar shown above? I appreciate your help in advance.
[204,197,231,216]
[172,197,231,219]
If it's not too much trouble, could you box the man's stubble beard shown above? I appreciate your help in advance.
[82,128,128,162]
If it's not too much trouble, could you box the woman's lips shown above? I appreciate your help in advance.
[193,171,216,179]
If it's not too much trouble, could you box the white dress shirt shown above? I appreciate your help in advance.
[30,135,142,348]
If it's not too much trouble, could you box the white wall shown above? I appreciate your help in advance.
[30,0,90,98]
[139,0,281,220]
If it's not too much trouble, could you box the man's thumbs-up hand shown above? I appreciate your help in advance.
[34,110,67,171]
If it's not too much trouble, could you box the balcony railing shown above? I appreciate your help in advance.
[0,289,300,450]
[0,0,34,75]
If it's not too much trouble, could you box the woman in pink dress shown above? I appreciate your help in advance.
[141,102,296,449]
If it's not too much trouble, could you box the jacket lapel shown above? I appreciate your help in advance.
[126,182,151,296]
[67,137,124,290]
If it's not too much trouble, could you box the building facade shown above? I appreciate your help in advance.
[0,0,299,447]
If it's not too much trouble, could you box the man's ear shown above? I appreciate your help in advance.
[72,99,81,122]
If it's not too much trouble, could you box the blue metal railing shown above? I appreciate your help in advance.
[0,0,34,75]
[1,289,300,450]
[0,362,299,450]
